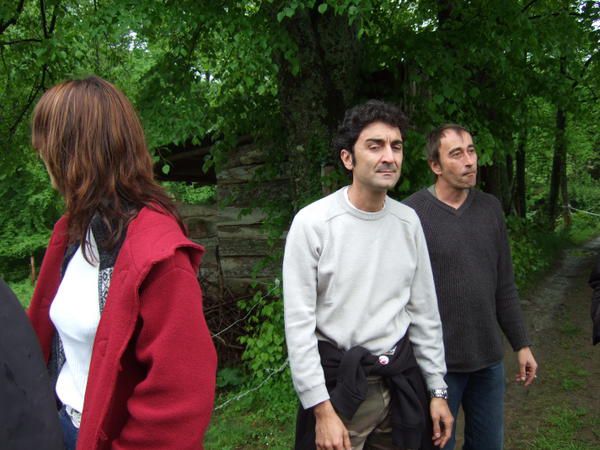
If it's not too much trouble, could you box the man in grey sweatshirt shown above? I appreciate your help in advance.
[404,124,538,450]
[283,100,453,450]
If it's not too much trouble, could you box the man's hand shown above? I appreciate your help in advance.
[313,400,351,450]
[515,346,538,386]
[430,397,453,448]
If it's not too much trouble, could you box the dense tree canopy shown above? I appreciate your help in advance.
[0,0,598,279]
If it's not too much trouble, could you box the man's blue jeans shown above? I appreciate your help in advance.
[445,361,505,450]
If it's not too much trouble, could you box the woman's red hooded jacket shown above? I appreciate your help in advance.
[28,207,217,450]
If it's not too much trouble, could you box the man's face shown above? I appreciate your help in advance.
[340,121,403,193]
[430,129,477,190]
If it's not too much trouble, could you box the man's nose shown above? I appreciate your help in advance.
[465,151,476,166]
[381,144,395,163]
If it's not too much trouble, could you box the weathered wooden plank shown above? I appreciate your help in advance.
[217,224,267,239]
[216,179,290,208]
[217,163,263,184]
[222,144,267,168]
[220,256,279,278]
[190,237,219,265]
[186,216,218,239]
[177,203,218,219]
[218,163,289,184]
[216,207,268,226]
[218,238,283,257]
[225,277,276,298]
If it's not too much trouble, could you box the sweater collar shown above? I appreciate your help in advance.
[424,187,475,216]
[337,187,389,221]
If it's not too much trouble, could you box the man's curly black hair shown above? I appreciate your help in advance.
[332,100,408,169]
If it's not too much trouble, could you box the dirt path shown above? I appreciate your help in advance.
[475,238,600,449]
[453,238,600,449]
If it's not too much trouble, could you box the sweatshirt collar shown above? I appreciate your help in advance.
[338,187,389,221]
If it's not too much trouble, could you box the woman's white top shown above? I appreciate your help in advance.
[49,232,100,418]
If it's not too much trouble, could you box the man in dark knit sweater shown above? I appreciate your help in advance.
[404,124,538,450]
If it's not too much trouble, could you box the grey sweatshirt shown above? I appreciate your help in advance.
[404,188,531,372]
[283,187,447,409]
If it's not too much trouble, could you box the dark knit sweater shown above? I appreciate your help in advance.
[404,188,530,372]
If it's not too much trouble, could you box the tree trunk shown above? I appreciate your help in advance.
[480,135,512,214]
[559,113,571,229]
[274,7,360,210]
[547,105,566,228]
[514,120,527,218]
[547,57,568,229]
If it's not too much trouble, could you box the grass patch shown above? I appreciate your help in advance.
[205,374,297,450]
[8,278,35,308]
[547,360,590,393]
[560,321,583,337]
[530,407,597,450]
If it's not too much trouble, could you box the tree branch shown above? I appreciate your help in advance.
[8,65,48,138]
[521,0,539,13]
[528,11,582,20]
[0,38,43,46]
[40,0,49,38]
[569,52,597,89]
[49,1,60,34]
[0,0,26,35]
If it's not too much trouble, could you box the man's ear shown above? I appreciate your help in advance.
[340,149,354,171]
[428,159,442,176]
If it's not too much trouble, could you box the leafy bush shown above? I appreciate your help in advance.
[216,367,246,390]
[563,212,600,245]
[162,181,216,205]
[8,278,35,308]
[238,278,287,380]
[507,216,565,289]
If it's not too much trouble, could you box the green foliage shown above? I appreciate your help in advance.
[507,208,600,292]
[566,213,600,245]
[205,375,296,449]
[8,278,35,308]
[238,278,286,380]
[216,367,246,390]
[162,182,216,205]
[0,155,61,281]
[507,216,565,289]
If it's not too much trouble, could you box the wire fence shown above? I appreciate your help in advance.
[211,279,287,412]
[210,279,281,339]
[214,359,290,411]
[568,204,600,218]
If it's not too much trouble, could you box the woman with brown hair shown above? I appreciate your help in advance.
[28,76,217,450]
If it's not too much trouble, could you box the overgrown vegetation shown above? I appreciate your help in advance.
[205,376,297,450]
[162,182,216,205]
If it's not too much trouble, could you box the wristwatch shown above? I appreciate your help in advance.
[429,388,448,400]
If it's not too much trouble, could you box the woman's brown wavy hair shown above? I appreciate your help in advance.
[32,76,185,259]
